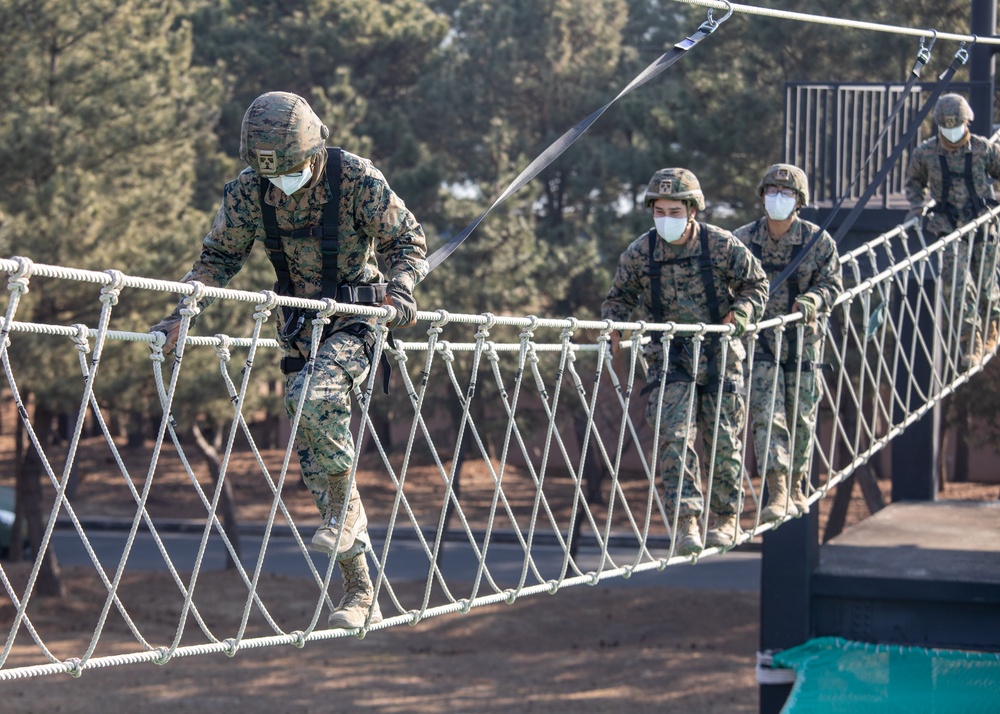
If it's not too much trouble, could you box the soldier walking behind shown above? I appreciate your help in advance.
[905,93,1000,363]
[733,164,842,523]
[152,91,427,628]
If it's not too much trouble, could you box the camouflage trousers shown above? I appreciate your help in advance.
[938,229,1000,339]
[284,329,372,512]
[645,380,745,521]
[748,360,821,483]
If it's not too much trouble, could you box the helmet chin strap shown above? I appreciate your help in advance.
[305,152,326,190]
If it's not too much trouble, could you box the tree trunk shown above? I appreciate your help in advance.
[190,422,241,570]
[18,400,65,597]
[126,409,145,449]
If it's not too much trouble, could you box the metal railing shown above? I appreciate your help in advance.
[784,81,936,208]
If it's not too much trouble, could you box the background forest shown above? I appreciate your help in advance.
[0,0,995,509]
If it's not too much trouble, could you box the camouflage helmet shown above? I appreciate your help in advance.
[643,168,705,210]
[239,92,330,176]
[757,163,809,207]
[933,94,974,129]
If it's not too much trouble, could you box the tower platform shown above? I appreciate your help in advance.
[812,500,1000,652]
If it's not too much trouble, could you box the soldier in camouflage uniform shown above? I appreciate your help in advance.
[733,164,842,523]
[905,93,1000,361]
[152,92,428,629]
[602,168,767,555]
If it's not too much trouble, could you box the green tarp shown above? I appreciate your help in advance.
[773,637,1000,713]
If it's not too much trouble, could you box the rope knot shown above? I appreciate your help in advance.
[254,290,279,321]
[291,630,307,649]
[223,638,238,658]
[71,324,91,355]
[64,657,83,678]
[179,282,205,318]
[214,334,232,363]
[100,269,126,306]
[520,315,539,342]
[8,256,34,295]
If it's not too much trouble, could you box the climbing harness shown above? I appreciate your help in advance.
[258,147,393,391]
[642,224,738,395]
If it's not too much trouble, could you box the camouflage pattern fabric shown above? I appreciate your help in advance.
[939,232,1000,336]
[906,134,1000,331]
[905,133,1000,236]
[602,222,767,520]
[645,381,745,520]
[176,149,427,353]
[601,222,767,386]
[167,148,427,518]
[239,91,328,176]
[733,215,841,490]
[748,361,819,485]
[732,216,842,363]
[287,329,370,507]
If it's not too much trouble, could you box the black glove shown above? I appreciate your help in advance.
[385,284,417,329]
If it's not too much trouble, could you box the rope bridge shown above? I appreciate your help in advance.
[0,205,996,680]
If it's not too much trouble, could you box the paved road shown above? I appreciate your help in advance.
[49,524,760,592]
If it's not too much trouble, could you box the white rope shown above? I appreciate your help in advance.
[1,205,999,680]
[673,0,999,45]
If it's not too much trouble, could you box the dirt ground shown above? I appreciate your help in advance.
[1,434,998,713]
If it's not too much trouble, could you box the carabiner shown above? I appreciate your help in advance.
[917,29,937,65]
[956,39,971,66]
[699,0,733,34]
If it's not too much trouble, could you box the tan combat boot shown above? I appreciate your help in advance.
[985,319,1000,354]
[760,473,791,523]
[705,513,739,550]
[960,330,984,369]
[789,473,810,516]
[674,516,703,557]
[311,470,369,559]
[328,553,383,629]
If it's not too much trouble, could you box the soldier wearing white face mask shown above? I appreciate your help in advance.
[602,168,767,555]
[734,164,842,523]
[151,91,428,631]
[905,93,1000,360]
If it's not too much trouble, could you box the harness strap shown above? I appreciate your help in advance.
[259,147,342,300]
[751,234,808,370]
[938,149,982,229]
[646,223,726,387]
[257,147,393,393]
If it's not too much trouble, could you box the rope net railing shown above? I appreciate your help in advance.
[0,205,998,680]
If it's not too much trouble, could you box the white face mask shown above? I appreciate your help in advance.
[940,125,967,143]
[764,193,797,221]
[269,165,313,196]
[654,215,689,243]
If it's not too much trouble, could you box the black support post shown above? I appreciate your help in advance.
[969,0,997,139]
[759,496,820,713]
[891,271,940,502]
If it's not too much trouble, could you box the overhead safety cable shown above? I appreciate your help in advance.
[425,2,734,273]
[673,0,1000,45]
[769,42,970,295]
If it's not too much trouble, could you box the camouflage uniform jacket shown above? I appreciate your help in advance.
[733,216,842,363]
[601,222,768,384]
[905,133,1000,236]
[176,150,428,354]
